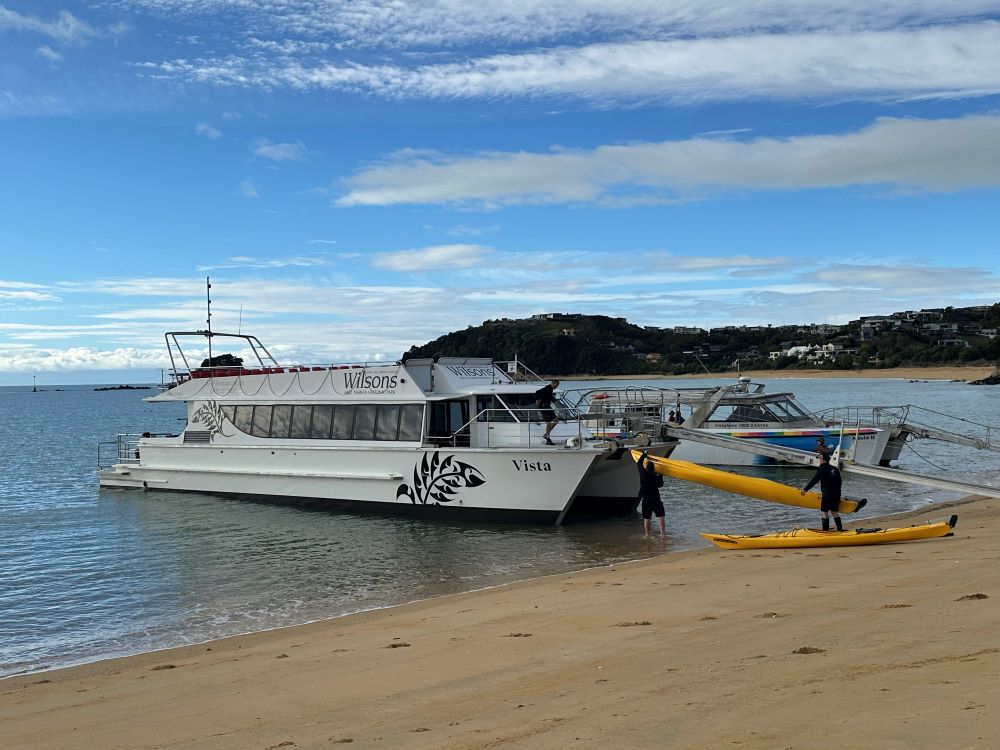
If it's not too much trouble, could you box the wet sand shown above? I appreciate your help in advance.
[2,497,997,749]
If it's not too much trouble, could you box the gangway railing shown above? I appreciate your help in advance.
[98,432,177,469]
[665,425,1000,499]
[819,405,1000,453]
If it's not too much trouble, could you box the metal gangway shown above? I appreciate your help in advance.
[819,405,1000,461]
[664,424,1000,500]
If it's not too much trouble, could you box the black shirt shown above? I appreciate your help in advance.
[803,462,842,500]
[535,384,555,408]
[637,456,661,499]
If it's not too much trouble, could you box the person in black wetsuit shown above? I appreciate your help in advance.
[534,379,560,445]
[638,452,666,537]
[800,452,843,531]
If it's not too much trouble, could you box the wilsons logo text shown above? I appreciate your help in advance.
[512,459,552,472]
[446,365,495,378]
[344,370,398,392]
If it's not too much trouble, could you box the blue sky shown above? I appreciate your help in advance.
[2,1,1000,384]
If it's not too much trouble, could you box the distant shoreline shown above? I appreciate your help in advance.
[568,365,996,381]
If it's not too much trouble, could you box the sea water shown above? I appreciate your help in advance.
[1,377,998,677]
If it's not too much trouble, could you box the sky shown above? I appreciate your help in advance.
[2,1,1000,384]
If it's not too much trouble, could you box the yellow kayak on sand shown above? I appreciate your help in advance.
[700,515,958,549]
[630,450,866,514]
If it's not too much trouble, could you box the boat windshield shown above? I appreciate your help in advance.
[764,398,813,422]
[706,403,775,423]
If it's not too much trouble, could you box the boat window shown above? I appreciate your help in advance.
[706,403,773,423]
[353,404,377,440]
[234,405,253,433]
[251,406,273,437]
[290,405,312,438]
[767,399,810,421]
[310,404,334,439]
[375,405,401,440]
[398,404,423,441]
[270,405,292,438]
[332,405,355,439]
[476,395,514,422]
[212,402,427,440]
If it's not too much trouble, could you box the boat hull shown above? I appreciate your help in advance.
[700,516,957,549]
[669,427,889,466]
[630,451,866,513]
[100,441,676,524]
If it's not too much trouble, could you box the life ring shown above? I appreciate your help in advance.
[592,393,608,400]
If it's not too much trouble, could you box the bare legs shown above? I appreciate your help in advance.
[644,515,666,538]
[543,418,558,445]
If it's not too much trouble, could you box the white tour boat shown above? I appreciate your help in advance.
[98,331,676,525]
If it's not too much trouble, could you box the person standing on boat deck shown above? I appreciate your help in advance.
[638,452,666,537]
[800,452,843,531]
[534,379,560,446]
[814,436,832,460]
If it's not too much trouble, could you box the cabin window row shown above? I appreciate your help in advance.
[221,404,424,441]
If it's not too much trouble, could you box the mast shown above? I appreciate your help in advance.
[206,276,213,365]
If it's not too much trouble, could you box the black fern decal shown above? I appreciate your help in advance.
[191,401,234,440]
[396,452,486,505]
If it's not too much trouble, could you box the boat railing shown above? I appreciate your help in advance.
[427,406,658,448]
[820,404,1000,452]
[97,433,173,469]
[493,359,547,383]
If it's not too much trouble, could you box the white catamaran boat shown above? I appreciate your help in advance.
[98,331,676,525]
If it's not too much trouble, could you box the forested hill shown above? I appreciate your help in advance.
[403,306,1000,376]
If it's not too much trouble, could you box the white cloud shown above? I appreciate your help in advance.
[35,45,62,62]
[337,114,1000,207]
[195,122,221,138]
[0,5,123,43]
[117,1,1000,48]
[253,139,307,161]
[239,179,258,198]
[372,244,494,271]
[5,260,1000,373]
[0,346,170,372]
[197,254,334,270]
[0,289,60,302]
[144,22,1000,106]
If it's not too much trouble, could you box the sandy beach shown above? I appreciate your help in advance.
[586,365,996,381]
[2,497,997,749]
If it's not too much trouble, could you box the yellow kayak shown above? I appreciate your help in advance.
[630,450,866,513]
[701,515,957,549]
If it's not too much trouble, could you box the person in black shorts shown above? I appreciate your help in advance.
[638,452,666,537]
[800,452,843,530]
[534,379,560,445]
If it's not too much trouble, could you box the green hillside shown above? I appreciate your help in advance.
[403,305,1000,376]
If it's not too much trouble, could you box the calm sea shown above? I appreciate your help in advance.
[1,377,998,678]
